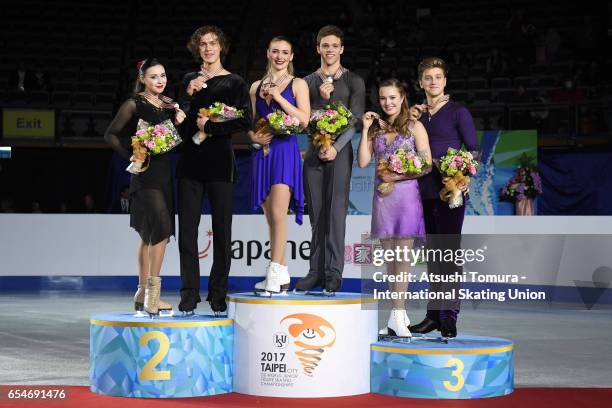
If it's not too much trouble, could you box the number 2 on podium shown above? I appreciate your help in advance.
[443,358,465,391]
[138,331,171,381]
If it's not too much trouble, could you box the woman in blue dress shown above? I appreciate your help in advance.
[249,36,310,294]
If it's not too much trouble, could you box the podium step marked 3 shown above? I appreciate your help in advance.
[228,292,378,398]
[89,313,233,398]
[371,335,514,399]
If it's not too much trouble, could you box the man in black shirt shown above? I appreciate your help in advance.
[177,26,251,315]
[298,25,365,293]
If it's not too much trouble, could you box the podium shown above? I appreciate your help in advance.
[228,292,378,397]
[371,335,514,399]
[89,306,515,400]
[89,313,233,398]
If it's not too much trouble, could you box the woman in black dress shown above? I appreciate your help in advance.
[104,58,186,317]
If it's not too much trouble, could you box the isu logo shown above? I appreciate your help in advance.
[198,229,213,259]
[273,332,289,348]
[280,313,336,377]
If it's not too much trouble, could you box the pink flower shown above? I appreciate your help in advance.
[449,161,457,169]
[387,155,400,172]
[454,156,463,165]
[468,164,477,175]
[413,156,422,168]
[136,129,147,136]
[152,125,168,137]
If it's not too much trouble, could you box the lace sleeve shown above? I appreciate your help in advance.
[104,99,136,160]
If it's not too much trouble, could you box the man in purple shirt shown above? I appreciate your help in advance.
[409,57,479,338]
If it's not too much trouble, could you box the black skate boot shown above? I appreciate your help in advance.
[323,271,342,296]
[208,296,228,317]
[440,318,457,343]
[409,317,440,334]
[294,271,324,294]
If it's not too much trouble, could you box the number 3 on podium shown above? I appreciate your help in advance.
[443,358,465,391]
[138,331,171,381]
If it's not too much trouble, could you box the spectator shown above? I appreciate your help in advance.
[530,90,551,129]
[31,63,51,91]
[338,10,353,33]
[31,201,42,213]
[485,47,508,81]
[509,85,534,129]
[111,185,130,214]
[368,75,382,110]
[534,31,547,65]
[506,8,536,65]
[510,85,531,104]
[82,193,98,213]
[415,24,426,46]
[1,197,15,213]
[579,61,602,88]
[58,201,69,213]
[9,61,49,94]
[552,78,585,106]
[544,27,561,64]
[10,62,29,93]
[450,49,468,77]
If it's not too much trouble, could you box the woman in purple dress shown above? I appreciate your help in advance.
[248,36,310,295]
[358,79,431,338]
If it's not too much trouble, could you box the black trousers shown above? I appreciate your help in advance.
[422,198,466,321]
[303,144,353,278]
[178,178,233,305]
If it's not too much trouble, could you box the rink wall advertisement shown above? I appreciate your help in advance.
[1,215,611,292]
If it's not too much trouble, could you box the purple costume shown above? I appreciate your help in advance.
[418,100,478,322]
[371,132,425,240]
[251,79,304,224]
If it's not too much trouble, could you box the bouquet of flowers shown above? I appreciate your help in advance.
[309,101,352,151]
[266,109,303,135]
[437,147,479,208]
[127,119,182,174]
[500,153,542,209]
[194,102,244,144]
[253,110,304,156]
[377,148,429,196]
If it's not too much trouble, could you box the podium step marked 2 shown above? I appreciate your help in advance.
[371,335,514,399]
[90,313,233,398]
[228,292,378,398]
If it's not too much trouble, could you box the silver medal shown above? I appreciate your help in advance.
[202,83,207,89]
